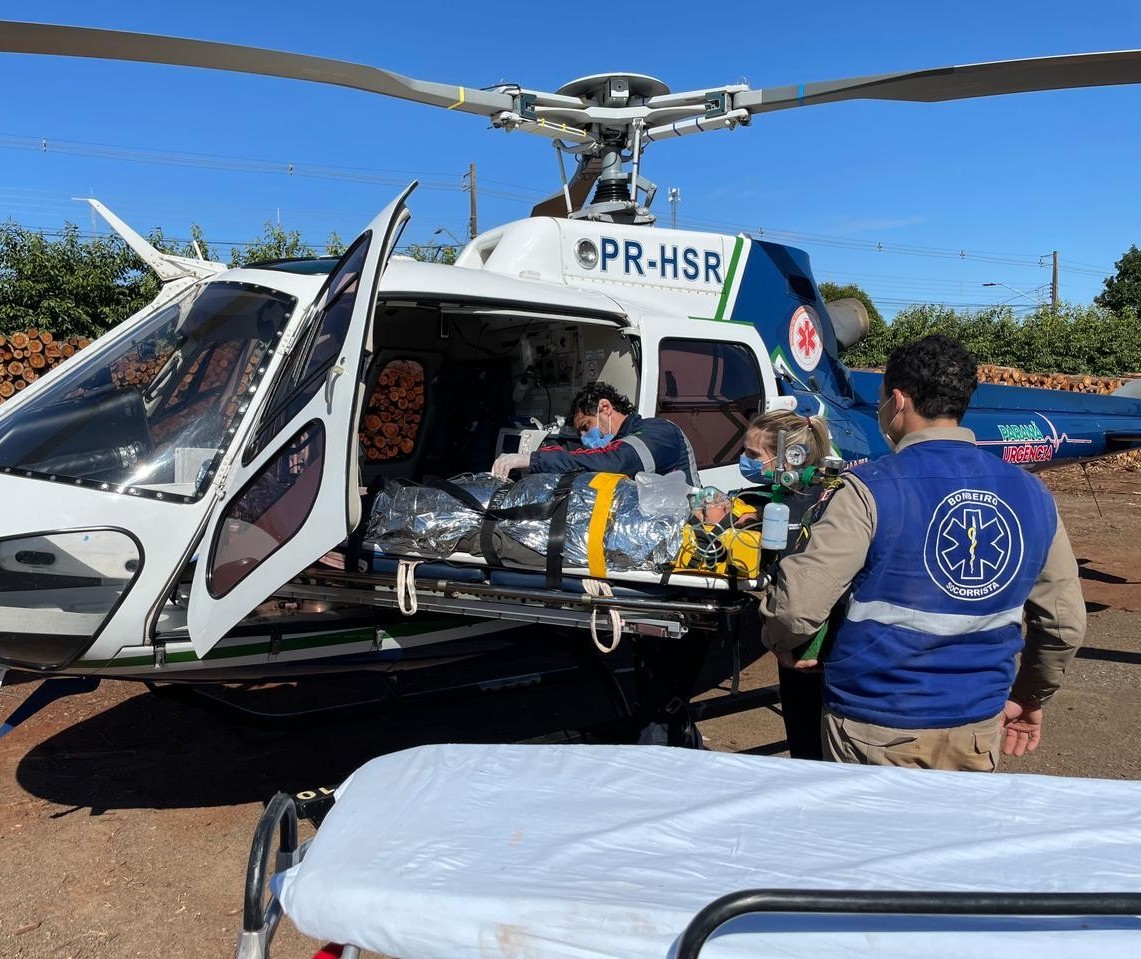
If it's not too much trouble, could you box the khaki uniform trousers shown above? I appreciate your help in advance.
[822,708,1002,772]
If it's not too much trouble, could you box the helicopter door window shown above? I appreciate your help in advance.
[656,338,763,469]
[208,421,326,598]
[251,236,371,459]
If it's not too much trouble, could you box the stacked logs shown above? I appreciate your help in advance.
[111,349,172,390]
[978,364,1132,395]
[0,329,91,401]
[359,359,425,460]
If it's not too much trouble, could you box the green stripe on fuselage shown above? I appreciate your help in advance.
[713,236,746,321]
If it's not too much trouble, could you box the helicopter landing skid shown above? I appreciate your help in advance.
[0,675,101,741]
[139,639,632,731]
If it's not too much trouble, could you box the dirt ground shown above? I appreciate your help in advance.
[1,479,1140,958]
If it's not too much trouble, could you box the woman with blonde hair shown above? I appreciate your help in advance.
[739,408,834,761]
[646,408,834,751]
[738,409,831,485]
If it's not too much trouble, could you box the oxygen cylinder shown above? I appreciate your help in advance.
[761,500,790,551]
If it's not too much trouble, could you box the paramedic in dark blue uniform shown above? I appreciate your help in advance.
[762,334,1086,770]
[491,382,700,485]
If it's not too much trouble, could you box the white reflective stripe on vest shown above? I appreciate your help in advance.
[620,434,657,473]
[846,598,1024,636]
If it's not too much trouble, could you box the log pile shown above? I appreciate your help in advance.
[0,329,91,400]
[978,364,1132,395]
[358,359,425,461]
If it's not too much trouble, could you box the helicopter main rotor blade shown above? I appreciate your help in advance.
[735,49,1141,114]
[0,21,516,117]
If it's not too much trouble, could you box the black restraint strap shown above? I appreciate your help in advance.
[428,476,501,515]
[479,483,513,566]
[430,476,568,523]
[544,472,577,589]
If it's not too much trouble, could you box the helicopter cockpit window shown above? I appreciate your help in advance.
[656,338,763,469]
[0,282,294,501]
[250,235,371,459]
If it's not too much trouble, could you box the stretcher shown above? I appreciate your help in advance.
[281,544,757,648]
[237,743,1141,958]
[276,469,820,653]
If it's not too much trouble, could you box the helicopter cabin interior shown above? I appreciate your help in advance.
[354,298,768,499]
[356,301,636,488]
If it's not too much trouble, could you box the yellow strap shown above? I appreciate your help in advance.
[587,473,623,578]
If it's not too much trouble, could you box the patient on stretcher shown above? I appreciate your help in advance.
[364,469,766,582]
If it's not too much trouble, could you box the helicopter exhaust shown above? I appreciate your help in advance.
[825,298,872,349]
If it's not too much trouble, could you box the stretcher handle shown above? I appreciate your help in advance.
[243,791,299,934]
[676,887,1141,959]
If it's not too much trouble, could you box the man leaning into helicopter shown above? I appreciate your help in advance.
[491,381,700,486]
[759,334,1086,772]
[492,380,704,747]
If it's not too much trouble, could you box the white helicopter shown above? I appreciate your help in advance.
[1,21,1141,693]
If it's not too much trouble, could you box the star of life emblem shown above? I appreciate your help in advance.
[923,489,1024,601]
[788,305,823,371]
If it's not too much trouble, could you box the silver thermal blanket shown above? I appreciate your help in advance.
[367,472,689,572]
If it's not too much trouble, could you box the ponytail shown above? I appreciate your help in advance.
[747,410,831,466]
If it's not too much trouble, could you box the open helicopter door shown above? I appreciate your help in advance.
[186,186,414,657]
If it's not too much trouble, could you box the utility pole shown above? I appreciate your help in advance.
[667,187,680,230]
[464,163,478,239]
[1051,250,1059,314]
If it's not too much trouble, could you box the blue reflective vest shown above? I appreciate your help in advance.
[824,438,1057,728]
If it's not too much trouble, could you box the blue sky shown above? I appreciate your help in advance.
[2,1,1139,317]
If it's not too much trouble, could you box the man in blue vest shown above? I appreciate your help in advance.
[761,334,1085,770]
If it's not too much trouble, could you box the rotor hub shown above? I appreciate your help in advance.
[551,75,670,225]
[555,73,670,107]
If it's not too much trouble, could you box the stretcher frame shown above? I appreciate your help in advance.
[284,546,757,642]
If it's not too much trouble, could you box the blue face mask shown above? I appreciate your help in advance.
[580,411,613,449]
[739,453,772,482]
[582,426,613,449]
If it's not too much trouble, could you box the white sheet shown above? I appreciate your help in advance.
[279,744,1141,958]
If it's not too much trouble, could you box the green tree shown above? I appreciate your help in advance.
[832,299,1141,376]
[405,242,458,265]
[1095,244,1141,316]
[325,231,346,257]
[0,221,155,338]
[231,222,314,267]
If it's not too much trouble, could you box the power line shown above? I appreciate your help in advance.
[2,131,1118,277]
[0,132,546,207]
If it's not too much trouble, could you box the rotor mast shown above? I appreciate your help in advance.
[496,72,750,226]
[553,74,669,225]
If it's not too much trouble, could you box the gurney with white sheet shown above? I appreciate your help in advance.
[236,743,1141,958]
